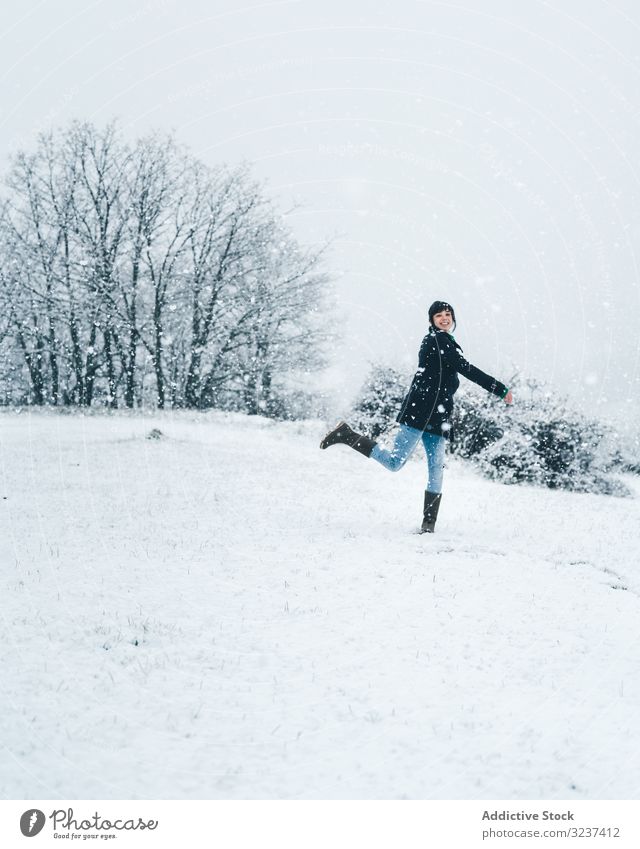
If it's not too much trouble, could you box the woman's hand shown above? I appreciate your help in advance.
[504,390,513,405]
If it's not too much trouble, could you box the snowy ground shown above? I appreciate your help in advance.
[1,409,639,800]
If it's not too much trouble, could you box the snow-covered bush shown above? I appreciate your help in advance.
[349,364,406,438]
[244,386,329,421]
[349,367,629,495]
[451,379,629,496]
[609,429,640,476]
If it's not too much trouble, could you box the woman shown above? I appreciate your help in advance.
[320,300,513,533]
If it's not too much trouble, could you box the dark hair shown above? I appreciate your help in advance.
[428,300,456,327]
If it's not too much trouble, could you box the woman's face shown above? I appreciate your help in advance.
[432,309,453,331]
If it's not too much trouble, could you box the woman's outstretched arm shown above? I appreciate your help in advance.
[440,337,512,401]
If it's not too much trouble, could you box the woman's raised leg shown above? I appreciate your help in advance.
[370,424,422,472]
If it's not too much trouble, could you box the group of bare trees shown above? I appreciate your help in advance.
[0,121,331,413]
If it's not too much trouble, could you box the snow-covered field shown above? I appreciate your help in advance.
[1,410,639,800]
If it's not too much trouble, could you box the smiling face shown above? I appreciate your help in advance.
[432,309,453,331]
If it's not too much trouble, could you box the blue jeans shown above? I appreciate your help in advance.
[370,424,446,493]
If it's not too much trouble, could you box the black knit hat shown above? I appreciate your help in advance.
[428,300,456,326]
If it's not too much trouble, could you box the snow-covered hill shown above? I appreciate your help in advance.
[1,410,639,800]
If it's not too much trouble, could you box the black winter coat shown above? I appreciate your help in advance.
[396,328,508,437]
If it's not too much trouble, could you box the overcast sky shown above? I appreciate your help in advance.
[2,0,639,425]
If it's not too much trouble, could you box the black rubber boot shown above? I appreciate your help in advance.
[420,491,442,533]
[319,421,377,457]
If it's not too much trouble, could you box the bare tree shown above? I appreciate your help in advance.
[236,226,333,416]
[131,137,191,408]
[0,121,335,415]
[68,121,132,407]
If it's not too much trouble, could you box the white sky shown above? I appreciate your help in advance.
[2,0,639,425]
